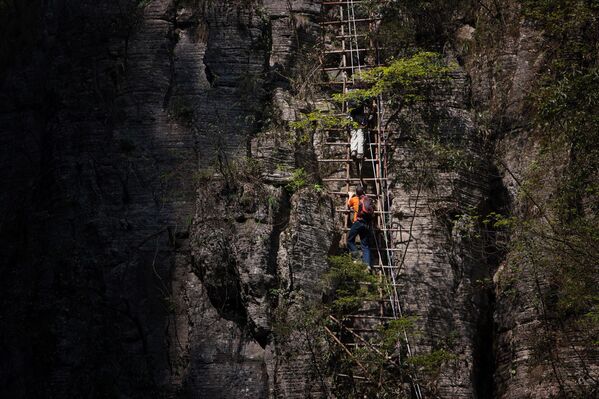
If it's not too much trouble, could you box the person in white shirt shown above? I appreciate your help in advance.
[350,114,366,160]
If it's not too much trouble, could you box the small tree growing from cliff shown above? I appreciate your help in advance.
[332,51,453,116]
[272,255,457,398]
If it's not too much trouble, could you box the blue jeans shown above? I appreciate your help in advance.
[347,219,371,267]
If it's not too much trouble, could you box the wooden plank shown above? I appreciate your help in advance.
[318,158,380,162]
[323,142,386,145]
[320,0,376,5]
[323,65,376,72]
[324,127,384,132]
[322,177,391,182]
[329,191,378,197]
[324,47,379,54]
[336,209,392,214]
[320,18,381,26]
[333,33,369,39]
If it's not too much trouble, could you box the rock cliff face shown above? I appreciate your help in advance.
[385,72,497,398]
[0,0,324,397]
[0,0,596,398]
[465,2,599,398]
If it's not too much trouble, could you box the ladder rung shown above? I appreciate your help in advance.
[318,158,379,162]
[344,245,410,252]
[320,18,381,26]
[332,33,369,39]
[337,209,391,214]
[324,47,379,54]
[342,229,412,239]
[358,281,402,286]
[316,81,373,86]
[323,65,376,72]
[345,315,396,320]
[329,191,379,197]
[320,0,374,5]
[325,127,383,132]
[345,342,382,347]
[323,142,386,146]
[376,248,408,251]
[322,177,391,182]
[345,328,383,333]
[341,226,412,234]
[362,297,393,303]
[329,112,355,117]
[336,373,368,380]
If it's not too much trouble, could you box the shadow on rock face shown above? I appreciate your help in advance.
[192,227,248,324]
[190,179,289,348]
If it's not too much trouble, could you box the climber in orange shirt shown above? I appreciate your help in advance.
[346,185,372,267]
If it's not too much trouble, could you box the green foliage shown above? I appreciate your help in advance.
[482,212,517,229]
[270,253,457,397]
[394,135,475,191]
[267,287,283,299]
[534,69,599,224]
[288,110,352,144]
[508,2,599,350]
[290,110,357,131]
[521,0,599,37]
[136,0,152,8]
[581,305,599,346]
[332,52,453,106]
[376,0,473,54]
[379,317,418,352]
[267,194,280,213]
[230,157,264,183]
[324,255,378,315]
[327,52,467,197]
[192,168,215,184]
[285,168,308,193]
[407,349,456,377]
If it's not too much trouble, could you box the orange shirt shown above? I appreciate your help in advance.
[347,195,360,222]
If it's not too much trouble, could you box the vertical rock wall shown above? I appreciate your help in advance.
[0,0,328,397]
[1,0,596,398]
[465,1,599,397]
[321,68,498,398]
[387,72,496,398]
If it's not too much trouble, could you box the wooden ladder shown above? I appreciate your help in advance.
[317,1,423,397]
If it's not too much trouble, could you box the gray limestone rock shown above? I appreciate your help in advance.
[0,0,596,398]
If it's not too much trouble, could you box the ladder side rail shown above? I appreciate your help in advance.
[369,12,424,396]
[340,5,352,242]
[319,4,424,397]
[349,0,362,74]
[377,97,413,355]
[368,131,399,320]
[344,4,356,83]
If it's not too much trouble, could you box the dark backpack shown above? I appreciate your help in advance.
[357,195,374,220]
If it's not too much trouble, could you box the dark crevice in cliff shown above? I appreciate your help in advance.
[162,20,177,110]
[204,63,216,87]
[194,244,249,328]
[262,190,291,347]
[472,165,511,398]
[473,288,496,398]
[191,185,249,328]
